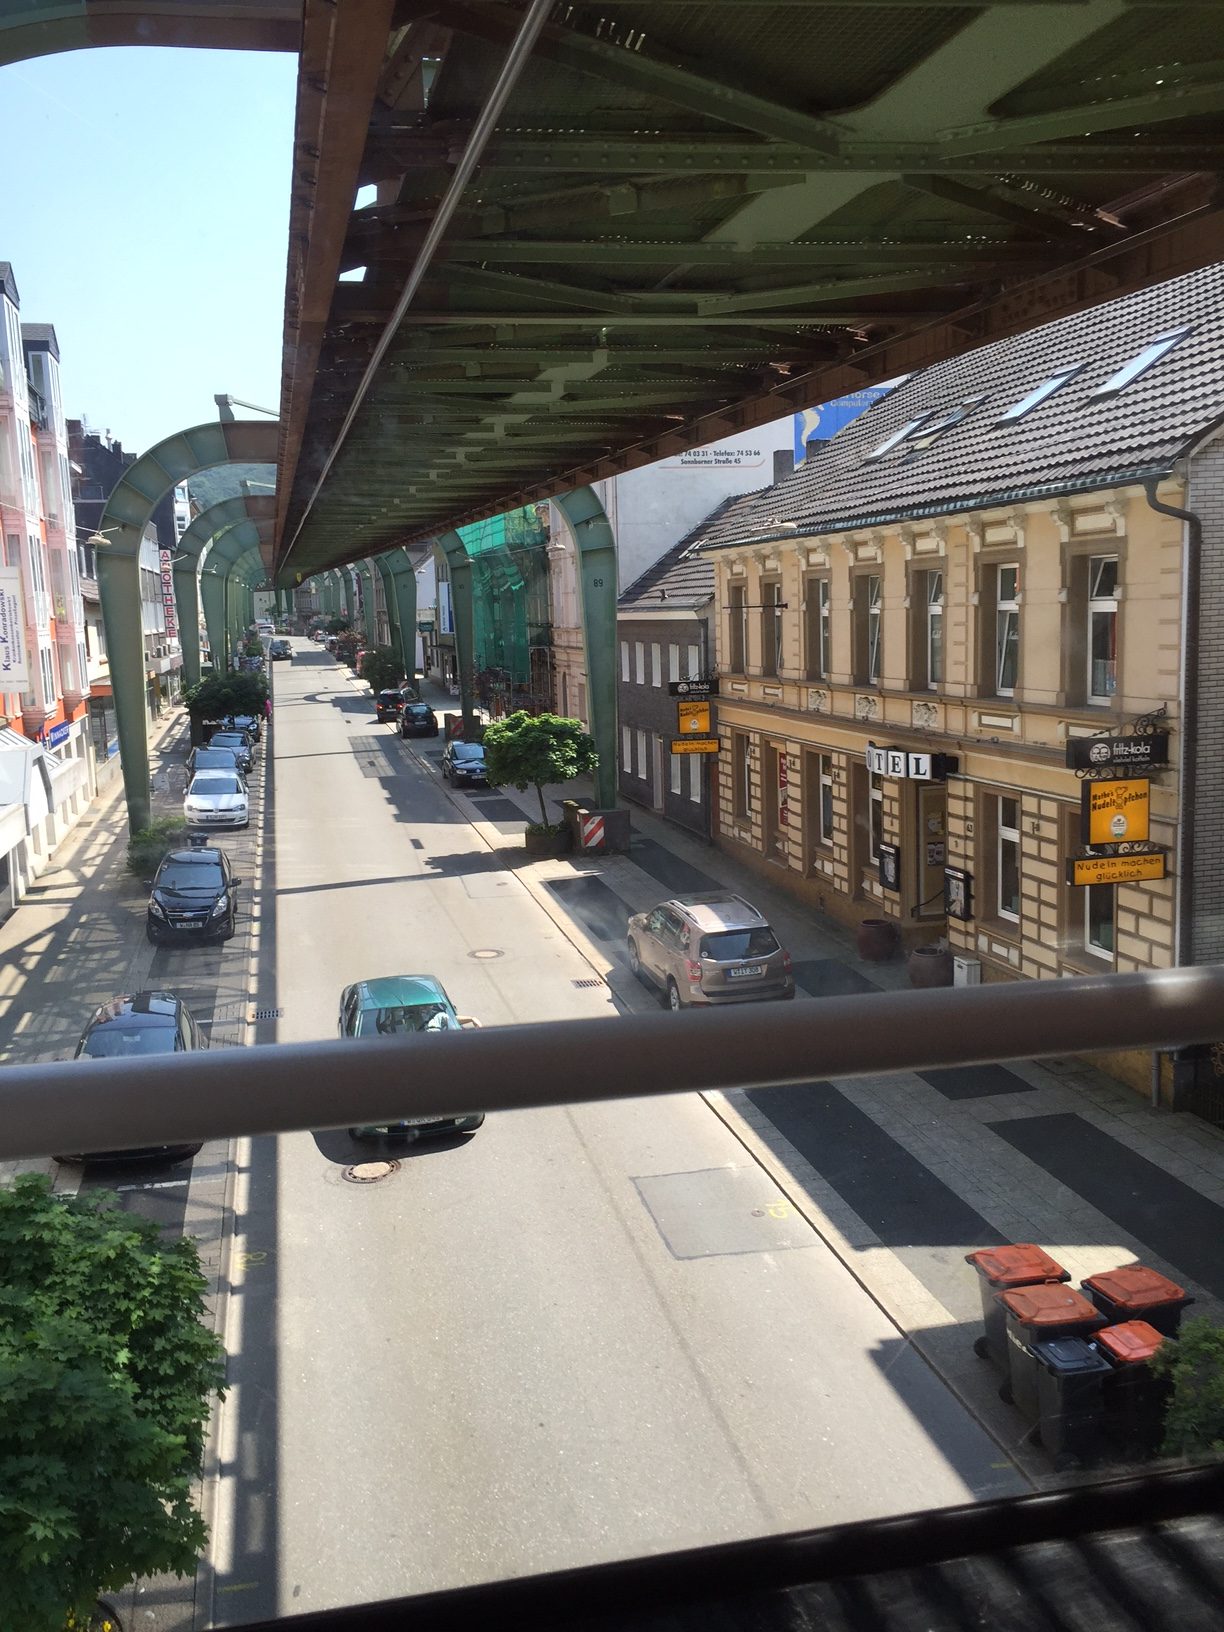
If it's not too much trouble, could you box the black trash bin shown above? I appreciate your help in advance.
[1095,1320,1171,1460]
[966,1244,1070,1367]
[1033,1336,1113,1471]
[1082,1264,1194,1338]
[998,1283,1106,1420]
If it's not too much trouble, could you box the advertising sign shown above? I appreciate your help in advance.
[671,739,719,755]
[778,745,789,826]
[865,745,958,781]
[159,549,179,640]
[677,701,711,735]
[668,678,718,698]
[945,867,973,921]
[793,383,900,465]
[46,721,71,748]
[1067,851,1167,887]
[878,842,901,892]
[1066,732,1169,772]
[0,567,29,689]
[1082,778,1151,846]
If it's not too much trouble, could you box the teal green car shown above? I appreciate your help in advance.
[337,974,484,1140]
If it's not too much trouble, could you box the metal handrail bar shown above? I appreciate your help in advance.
[1,966,1220,1162]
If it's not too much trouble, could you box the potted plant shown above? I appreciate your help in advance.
[483,710,598,856]
[856,917,900,961]
[0,1175,226,1629]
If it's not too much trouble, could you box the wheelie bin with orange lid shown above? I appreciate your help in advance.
[1095,1320,1171,1459]
[966,1244,1070,1368]
[1082,1264,1194,1338]
[997,1283,1106,1418]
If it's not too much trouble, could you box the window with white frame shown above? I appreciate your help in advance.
[621,726,632,771]
[650,644,662,687]
[997,795,1020,922]
[760,580,783,677]
[925,570,944,688]
[868,771,883,862]
[1085,883,1115,959]
[668,644,680,683]
[687,643,701,680]
[818,754,834,846]
[688,754,701,802]
[728,582,747,672]
[39,646,56,704]
[635,729,646,778]
[1087,555,1118,704]
[620,641,630,682]
[805,575,831,681]
[670,751,682,795]
[994,563,1020,696]
[634,642,645,684]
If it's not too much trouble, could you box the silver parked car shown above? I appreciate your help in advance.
[627,893,795,1011]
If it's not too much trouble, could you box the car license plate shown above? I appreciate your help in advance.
[728,965,764,979]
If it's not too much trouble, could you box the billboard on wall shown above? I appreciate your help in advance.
[437,580,454,635]
[0,568,29,689]
[793,380,906,465]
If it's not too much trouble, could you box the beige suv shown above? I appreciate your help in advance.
[627,893,795,1011]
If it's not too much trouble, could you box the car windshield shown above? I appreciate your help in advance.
[406,705,430,717]
[192,775,242,796]
[79,1022,179,1058]
[354,1003,455,1035]
[452,743,484,761]
[195,750,236,765]
[210,735,246,749]
[156,863,223,892]
[700,927,780,960]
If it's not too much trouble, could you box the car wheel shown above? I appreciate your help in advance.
[146,927,160,945]
[666,978,684,1012]
[223,911,236,941]
[627,939,642,979]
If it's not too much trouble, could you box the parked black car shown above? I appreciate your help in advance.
[186,744,244,780]
[147,846,241,944]
[225,711,262,744]
[375,689,405,724]
[270,639,293,661]
[400,701,439,737]
[207,730,254,775]
[441,738,490,787]
[57,991,208,1163]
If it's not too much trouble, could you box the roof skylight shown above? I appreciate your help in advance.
[864,412,935,460]
[1090,327,1191,400]
[996,364,1083,425]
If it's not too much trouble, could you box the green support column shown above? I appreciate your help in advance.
[438,531,477,735]
[172,555,202,689]
[97,548,152,832]
[200,561,227,675]
[383,549,419,686]
[552,486,618,809]
[357,561,378,647]
[342,569,356,627]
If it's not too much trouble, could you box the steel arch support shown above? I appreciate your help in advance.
[176,497,276,687]
[342,569,356,627]
[96,419,277,832]
[438,531,478,734]
[356,560,378,647]
[382,550,419,686]
[551,486,617,808]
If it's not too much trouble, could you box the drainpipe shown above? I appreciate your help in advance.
[1143,475,1202,1109]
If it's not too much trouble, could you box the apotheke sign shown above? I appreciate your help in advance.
[866,746,958,781]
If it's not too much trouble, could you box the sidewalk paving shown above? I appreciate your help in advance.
[398,673,1224,1482]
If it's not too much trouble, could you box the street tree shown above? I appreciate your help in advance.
[0,1174,226,1631]
[360,645,405,694]
[183,671,267,723]
[482,710,598,830]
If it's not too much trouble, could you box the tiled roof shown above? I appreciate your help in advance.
[705,261,1224,547]
[21,322,59,359]
[0,263,17,305]
[618,491,766,613]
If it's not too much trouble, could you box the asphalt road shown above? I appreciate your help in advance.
[208,643,1026,1624]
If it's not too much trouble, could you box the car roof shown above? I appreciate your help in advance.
[83,990,183,1028]
[161,848,224,865]
[663,893,766,931]
[347,975,452,1011]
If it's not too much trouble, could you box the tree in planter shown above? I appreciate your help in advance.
[183,672,267,725]
[334,630,361,670]
[360,645,405,694]
[483,710,598,832]
[1150,1317,1224,1458]
[0,1174,226,1630]
[324,615,350,635]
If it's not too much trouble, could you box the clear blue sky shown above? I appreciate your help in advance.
[0,46,297,455]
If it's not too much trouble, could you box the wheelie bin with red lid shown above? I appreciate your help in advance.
[997,1283,1106,1419]
[966,1244,1070,1367]
[1032,1336,1113,1472]
[1082,1264,1194,1338]
[1095,1320,1171,1459]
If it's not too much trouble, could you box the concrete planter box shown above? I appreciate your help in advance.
[523,825,572,858]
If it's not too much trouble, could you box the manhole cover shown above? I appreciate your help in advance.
[342,1160,400,1184]
[468,948,504,960]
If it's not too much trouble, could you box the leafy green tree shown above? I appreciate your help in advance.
[334,631,361,669]
[324,615,350,635]
[360,645,404,693]
[183,672,267,722]
[1151,1317,1224,1458]
[126,816,188,877]
[483,710,598,829]
[0,1175,226,1630]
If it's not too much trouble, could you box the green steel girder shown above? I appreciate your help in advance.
[355,560,379,647]
[377,550,420,683]
[551,487,617,811]
[176,496,277,687]
[0,0,298,68]
[96,420,278,833]
[342,568,357,627]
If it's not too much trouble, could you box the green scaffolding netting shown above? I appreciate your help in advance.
[457,507,552,713]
